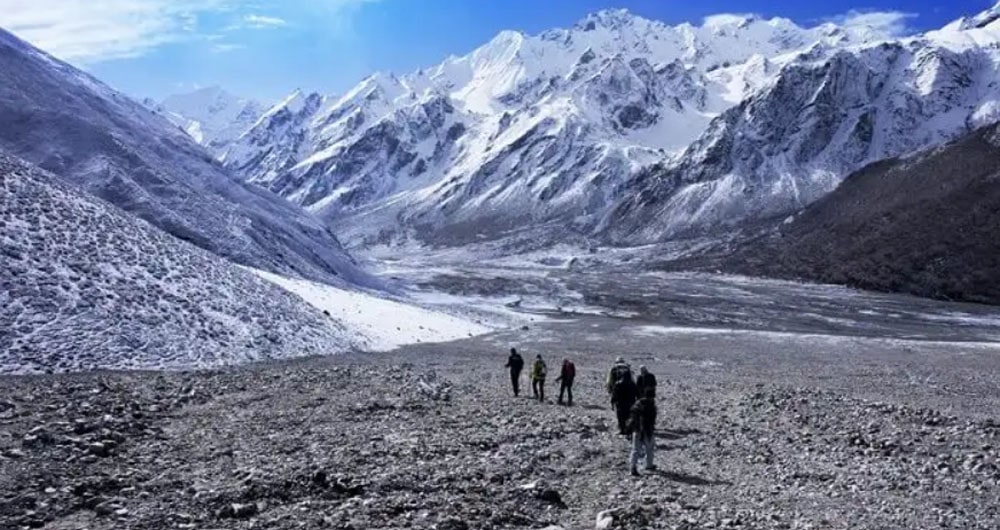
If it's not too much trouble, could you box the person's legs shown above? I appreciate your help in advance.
[630,433,641,475]
[510,371,519,396]
[644,434,655,470]
[567,383,573,406]
[531,379,538,399]
[616,407,629,434]
[539,379,545,402]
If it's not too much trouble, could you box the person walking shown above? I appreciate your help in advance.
[606,357,632,402]
[555,358,576,406]
[505,348,525,397]
[636,366,657,398]
[628,388,658,476]
[531,355,547,402]
[611,371,638,435]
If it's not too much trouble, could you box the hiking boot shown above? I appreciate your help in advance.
[644,464,658,471]
[630,466,640,477]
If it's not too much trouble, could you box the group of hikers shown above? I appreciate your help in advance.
[504,348,659,476]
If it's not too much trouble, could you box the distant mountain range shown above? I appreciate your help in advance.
[154,87,266,161]
[161,3,1000,252]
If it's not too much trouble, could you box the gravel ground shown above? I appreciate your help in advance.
[2,311,1000,530]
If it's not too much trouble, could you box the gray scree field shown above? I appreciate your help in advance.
[2,264,1000,529]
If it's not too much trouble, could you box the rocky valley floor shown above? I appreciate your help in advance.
[2,301,1000,529]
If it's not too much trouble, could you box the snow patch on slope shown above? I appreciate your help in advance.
[251,269,494,351]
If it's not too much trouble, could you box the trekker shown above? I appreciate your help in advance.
[531,355,547,402]
[636,366,657,398]
[555,358,576,406]
[606,357,632,401]
[628,387,658,476]
[505,348,525,397]
[611,372,638,435]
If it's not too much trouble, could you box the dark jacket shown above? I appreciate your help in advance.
[628,397,657,437]
[611,376,637,410]
[556,361,576,384]
[506,353,524,372]
[636,372,657,397]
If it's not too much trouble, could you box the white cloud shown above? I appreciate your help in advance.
[0,0,375,64]
[828,10,918,37]
[0,0,229,62]
[242,14,288,29]
[211,43,247,53]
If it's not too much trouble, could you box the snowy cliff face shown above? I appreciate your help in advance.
[225,9,893,247]
[0,154,351,374]
[157,87,266,160]
[603,10,1000,242]
[0,29,372,286]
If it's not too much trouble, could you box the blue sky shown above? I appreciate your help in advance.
[1,0,993,102]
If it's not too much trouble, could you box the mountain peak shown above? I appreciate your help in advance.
[701,13,761,29]
[575,9,645,31]
[960,1,1000,30]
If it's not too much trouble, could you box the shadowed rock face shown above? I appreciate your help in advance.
[675,123,1000,305]
[0,29,372,288]
[0,154,349,373]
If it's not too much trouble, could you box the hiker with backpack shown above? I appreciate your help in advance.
[606,357,632,402]
[636,366,657,398]
[505,348,525,397]
[531,355,547,402]
[555,358,576,406]
[627,387,658,476]
[611,369,638,435]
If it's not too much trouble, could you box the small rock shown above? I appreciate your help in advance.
[3,448,26,459]
[219,502,259,519]
[536,489,566,508]
[87,442,110,458]
[595,510,615,530]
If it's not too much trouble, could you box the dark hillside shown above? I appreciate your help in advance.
[680,123,1000,304]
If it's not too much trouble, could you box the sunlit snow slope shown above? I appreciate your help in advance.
[224,9,897,247]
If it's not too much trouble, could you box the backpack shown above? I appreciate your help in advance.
[565,362,576,379]
[534,360,547,379]
[611,364,631,383]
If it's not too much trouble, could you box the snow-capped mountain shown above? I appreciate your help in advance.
[224,9,896,247]
[602,5,1000,242]
[0,153,351,374]
[0,28,371,286]
[157,87,266,159]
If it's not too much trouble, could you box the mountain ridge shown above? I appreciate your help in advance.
[0,28,373,287]
[665,122,1000,305]
[218,8,900,248]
